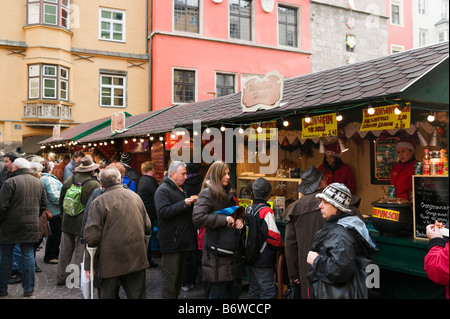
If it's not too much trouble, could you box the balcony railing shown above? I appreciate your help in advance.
[23,101,72,126]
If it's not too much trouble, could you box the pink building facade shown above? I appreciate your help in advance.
[386,0,413,53]
[148,0,311,110]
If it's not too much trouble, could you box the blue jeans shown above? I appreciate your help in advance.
[0,243,35,293]
[247,265,276,299]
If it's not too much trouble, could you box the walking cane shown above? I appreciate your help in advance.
[86,245,97,299]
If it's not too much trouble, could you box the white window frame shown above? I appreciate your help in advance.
[99,71,127,108]
[99,7,126,43]
[26,0,70,29]
[28,64,69,101]
[228,0,254,42]
[173,0,201,34]
[390,0,404,26]
[215,72,237,97]
[172,67,197,104]
[418,0,427,15]
[390,44,404,54]
[419,29,428,47]
[277,4,300,48]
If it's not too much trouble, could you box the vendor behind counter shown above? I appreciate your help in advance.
[390,139,416,200]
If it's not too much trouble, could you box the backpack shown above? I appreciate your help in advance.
[122,175,136,192]
[243,203,268,264]
[62,175,95,217]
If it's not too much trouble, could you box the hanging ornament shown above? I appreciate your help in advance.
[347,55,356,64]
[346,16,355,29]
[347,0,355,10]
[346,35,356,48]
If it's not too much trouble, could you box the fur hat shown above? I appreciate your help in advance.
[315,183,352,213]
[252,177,272,199]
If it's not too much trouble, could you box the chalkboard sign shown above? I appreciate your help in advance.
[413,176,449,240]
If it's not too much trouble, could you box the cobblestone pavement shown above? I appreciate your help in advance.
[0,241,247,300]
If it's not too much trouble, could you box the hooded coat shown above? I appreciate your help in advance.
[307,212,378,299]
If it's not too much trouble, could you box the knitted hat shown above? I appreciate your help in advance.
[120,152,133,164]
[252,177,272,199]
[316,183,352,213]
[395,139,415,152]
[297,166,323,195]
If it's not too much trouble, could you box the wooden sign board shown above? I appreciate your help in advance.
[412,175,449,240]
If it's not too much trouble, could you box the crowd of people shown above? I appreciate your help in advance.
[0,141,448,299]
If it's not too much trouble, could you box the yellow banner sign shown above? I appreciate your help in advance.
[249,121,277,141]
[301,113,337,139]
[360,104,411,131]
[372,207,400,222]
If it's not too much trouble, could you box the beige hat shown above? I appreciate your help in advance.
[73,156,99,173]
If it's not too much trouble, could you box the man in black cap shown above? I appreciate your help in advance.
[284,165,328,299]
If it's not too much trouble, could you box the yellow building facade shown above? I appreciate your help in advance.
[0,0,149,154]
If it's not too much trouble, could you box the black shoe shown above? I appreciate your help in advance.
[0,291,7,297]
[35,266,42,273]
[23,290,34,297]
[149,261,158,268]
[9,272,22,284]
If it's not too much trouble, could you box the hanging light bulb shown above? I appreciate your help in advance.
[282,118,289,127]
[140,138,144,143]
[110,140,114,144]
[205,126,211,134]
[367,102,375,115]
[394,106,402,115]
[338,138,349,152]
[149,136,154,141]
[319,139,326,153]
[417,130,428,147]
[430,128,438,147]
[124,139,128,144]
[193,130,199,136]
[427,110,435,122]
[132,137,137,142]
[304,113,311,123]
[257,122,263,133]
[220,123,226,132]
[159,136,164,141]
[239,124,244,134]
[335,109,343,122]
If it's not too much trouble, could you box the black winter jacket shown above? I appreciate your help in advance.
[307,212,378,299]
[137,174,159,221]
[154,177,196,253]
[0,168,47,243]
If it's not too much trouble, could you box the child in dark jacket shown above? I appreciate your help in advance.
[245,177,284,299]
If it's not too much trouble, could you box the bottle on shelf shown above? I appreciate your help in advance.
[440,149,448,176]
[430,151,438,175]
[423,149,431,175]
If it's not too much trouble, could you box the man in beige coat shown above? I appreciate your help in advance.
[83,166,151,299]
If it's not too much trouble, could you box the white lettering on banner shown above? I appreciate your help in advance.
[65,264,80,288]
